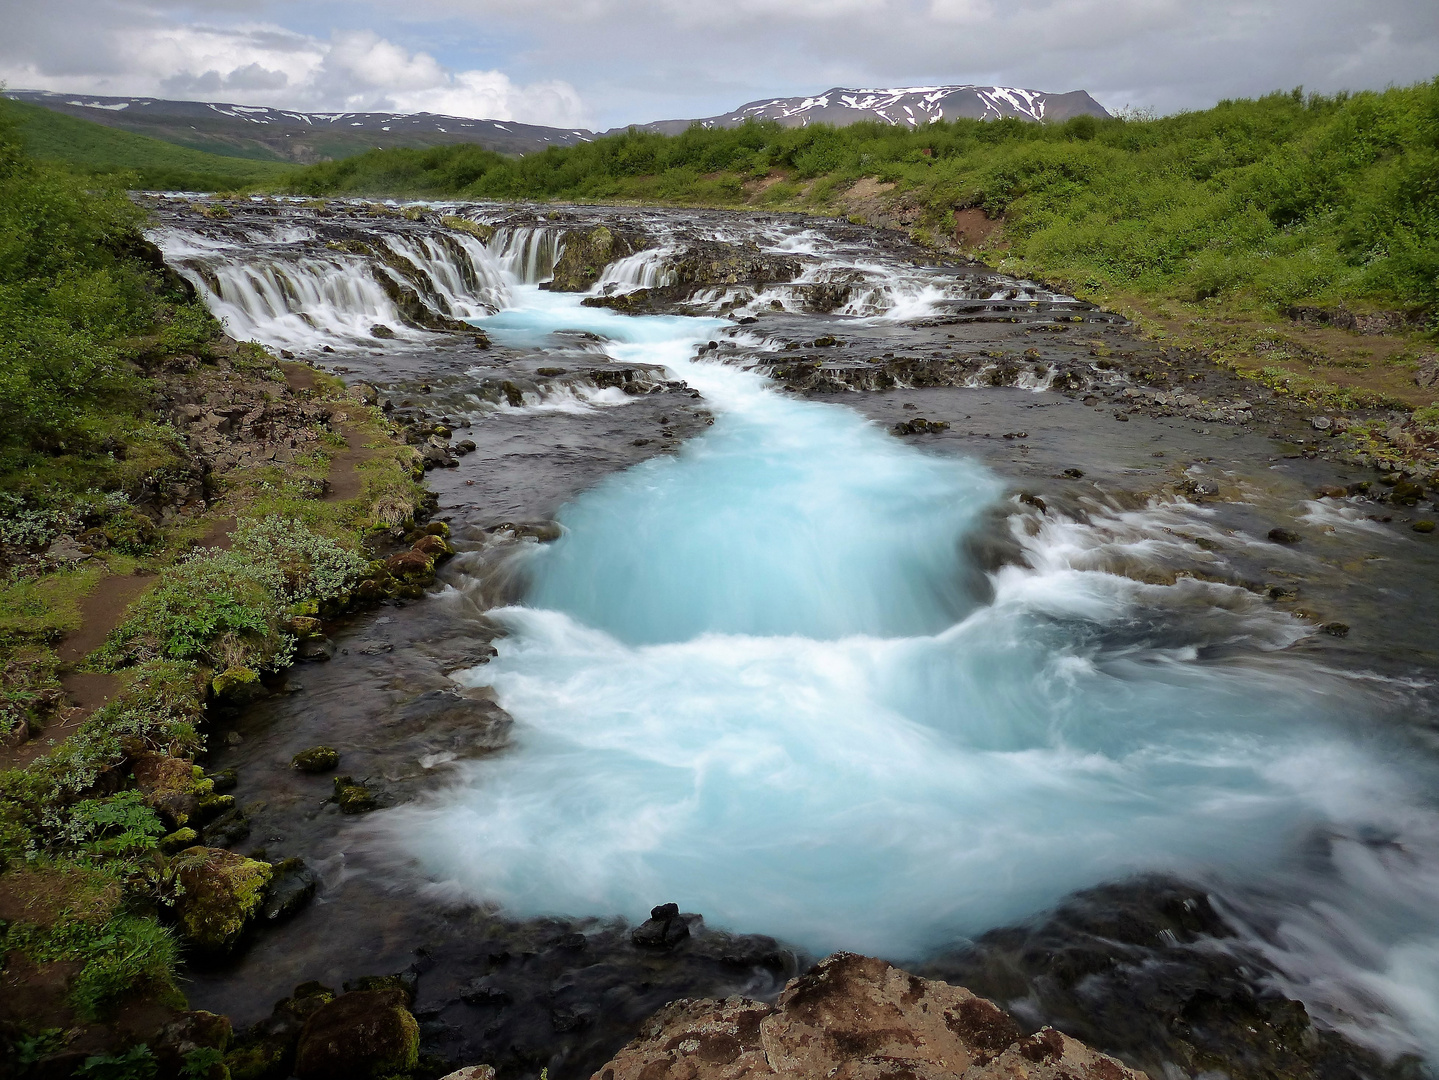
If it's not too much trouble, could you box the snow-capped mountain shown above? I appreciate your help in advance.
[4,83,1109,164]
[634,85,1109,135]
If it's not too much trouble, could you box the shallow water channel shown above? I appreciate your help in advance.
[151,199,1439,1079]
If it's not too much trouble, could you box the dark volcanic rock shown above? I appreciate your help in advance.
[294,989,419,1080]
[631,902,697,948]
[916,878,1407,1080]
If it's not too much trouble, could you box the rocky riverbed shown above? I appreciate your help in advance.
[144,197,1439,1080]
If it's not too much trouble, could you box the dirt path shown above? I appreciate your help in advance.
[6,361,375,772]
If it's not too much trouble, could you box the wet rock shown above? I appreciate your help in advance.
[227,982,336,1080]
[292,745,340,773]
[412,533,455,559]
[209,768,238,794]
[439,1068,495,1080]
[153,1010,232,1078]
[212,665,264,704]
[160,826,200,854]
[343,971,418,1001]
[297,636,336,662]
[549,225,648,291]
[892,418,950,436]
[132,750,208,828]
[288,615,325,640]
[632,902,698,948]
[596,952,1142,1080]
[1267,527,1302,544]
[385,549,436,592]
[294,989,419,1080]
[261,859,318,924]
[369,324,396,339]
[1415,520,1436,533]
[174,846,273,955]
[1322,622,1351,637]
[204,805,251,849]
[332,776,376,814]
[1316,486,1348,499]
[387,690,514,761]
[1390,479,1424,506]
[460,978,513,1007]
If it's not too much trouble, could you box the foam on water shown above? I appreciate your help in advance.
[385,291,1439,1067]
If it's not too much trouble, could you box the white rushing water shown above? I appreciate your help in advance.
[378,288,1439,1068]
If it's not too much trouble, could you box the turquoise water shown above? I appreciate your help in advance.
[395,288,1439,1062]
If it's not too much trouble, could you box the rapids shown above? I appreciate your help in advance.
[387,290,1439,1065]
[149,199,1439,1070]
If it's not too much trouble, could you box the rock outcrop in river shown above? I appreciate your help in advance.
[594,953,1143,1080]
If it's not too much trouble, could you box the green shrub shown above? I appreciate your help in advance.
[277,78,1439,315]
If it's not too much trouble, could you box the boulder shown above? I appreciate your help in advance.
[549,225,648,291]
[412,534,455,559]
[594,952,1146,1080]
[294,989,419,1080]
[332,776,376,814]
[132,751,210,828]
[174,847,273,954]
[440,1068,495,1080]
[212,666,264,704]
[1268,527,1302,544]
[292,746,340,773]
[260,858,318,923]
[632,902,697,948]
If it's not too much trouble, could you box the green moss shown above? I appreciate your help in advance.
[174,847,273,954]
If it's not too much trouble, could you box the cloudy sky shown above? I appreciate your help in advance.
[2,0,1436,130]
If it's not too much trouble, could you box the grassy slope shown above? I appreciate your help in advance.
[277,81,1439,410]
[0,99,427,1065]
[9,98,296,191]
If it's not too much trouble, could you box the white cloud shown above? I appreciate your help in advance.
[0,13,590,127]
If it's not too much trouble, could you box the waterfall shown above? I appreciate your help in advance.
[381,232,512,317]
[488,226,565,284]
[179,254,415,348]
[596,249,678,292]
[147,218,524,351]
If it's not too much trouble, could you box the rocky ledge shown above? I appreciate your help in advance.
[591,952,1142,1080]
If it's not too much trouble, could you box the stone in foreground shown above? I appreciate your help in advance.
[593,952,1145,1080]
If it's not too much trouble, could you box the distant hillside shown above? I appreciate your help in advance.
[4,98,296,190]
[630,85,1110,135]
[1,90,594,163]
[4,84,1108,170]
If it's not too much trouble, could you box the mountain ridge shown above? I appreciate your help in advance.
[4,82,1109,163]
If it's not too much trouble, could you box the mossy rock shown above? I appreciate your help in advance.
[288,616,325,640]
[175,847,274,954]
[549,225,647,291]
[212,666,262,703]
[292,746,340,774]
[160,827,200,854]
[294,989,419,1080]
[383,550,435,587]
[132,752,211,828]
[332,776,376,814]
[411,534,454,560]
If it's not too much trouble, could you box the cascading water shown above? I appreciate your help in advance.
[488,226,565,284]
[377,287,1439,1069]
[380,233,511,318]
[148,216,519,348]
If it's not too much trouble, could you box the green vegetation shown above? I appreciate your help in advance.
[6,98,296,192]
[281,80,1439,322]
[0,95,427,1065]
